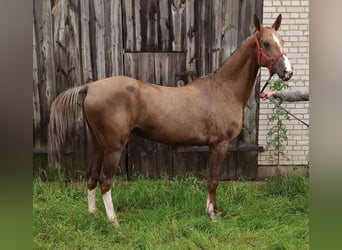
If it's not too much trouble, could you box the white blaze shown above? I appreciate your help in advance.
[283,54,292,71]
[272,33,281,48]
[272,33,292,71]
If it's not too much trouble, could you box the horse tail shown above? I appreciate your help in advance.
[48,84,89,167]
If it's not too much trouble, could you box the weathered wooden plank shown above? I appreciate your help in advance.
[122,0,135,52]
[104,0,124,76]
[34,0,56,145]
[220,0,239,62]
[52,0,82,90]
[159,0,170,51]
[80,0,93,83]
[185,0,196,72]
[211,0,222,71]
[171,0,186,51]
[145,0,159,51]
[33,22,41,148]
[197,0,210,76]
[92,0,106,79]
[238,0,254,44]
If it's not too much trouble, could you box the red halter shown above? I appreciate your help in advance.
[254,31,286,76]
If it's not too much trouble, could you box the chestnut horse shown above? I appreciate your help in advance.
[48,14,292,227]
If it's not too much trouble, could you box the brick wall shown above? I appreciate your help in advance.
[258,0,309,175]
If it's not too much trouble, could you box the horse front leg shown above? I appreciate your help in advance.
[206,141,229,221]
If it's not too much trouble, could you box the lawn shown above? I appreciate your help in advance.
[33,173,309,249]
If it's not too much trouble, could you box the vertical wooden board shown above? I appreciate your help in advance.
[154,53,170,85]
[159,0,170,51]
[104,0,123,76]
[137,53,156,82]
[185,0,196,71]
[197,0,210,76]
[52,0,82,89]
[134,0,142,51]
[92,0,106,79]
[211,0,222,71]
[80,0,93,83]
[144,0,159,51]
[34,0,56,146]
[172,150,187,177]
[220,0,239,63]
[197,151,209,179]
[185,152,199,176]
[122,0,134,51]
[33,22,41,148]
[254,0,263,22]
[123,53,139,78]
[237,0,254,45]
[171,0,186,51]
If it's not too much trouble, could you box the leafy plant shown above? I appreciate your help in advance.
[266,79,290,173]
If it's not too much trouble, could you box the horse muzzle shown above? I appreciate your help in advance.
[282,69,293,81]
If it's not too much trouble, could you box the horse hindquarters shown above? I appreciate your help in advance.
[83,88,133,228]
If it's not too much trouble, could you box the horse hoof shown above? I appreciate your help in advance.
[214,208,223,216]
[210,215,217,222]
[112,221,120,229]
[110,218,120,229]
[88,208,97,214]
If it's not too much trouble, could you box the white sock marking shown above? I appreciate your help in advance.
[87,189,97,214]
[102,189,118,226]
[206,197,214,215]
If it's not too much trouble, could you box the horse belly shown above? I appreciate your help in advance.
[134,115,208,145]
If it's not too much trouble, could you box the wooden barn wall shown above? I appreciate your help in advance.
[33,0,263,180]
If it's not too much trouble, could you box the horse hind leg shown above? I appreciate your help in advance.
[99,142,127,228]
[86,139,103,214]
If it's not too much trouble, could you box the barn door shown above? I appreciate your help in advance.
[122,0,262,180]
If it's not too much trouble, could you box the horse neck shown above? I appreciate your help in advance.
[213,35,259,107]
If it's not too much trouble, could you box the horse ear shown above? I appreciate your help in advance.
[272,14,282,31]
[254,14,261,31]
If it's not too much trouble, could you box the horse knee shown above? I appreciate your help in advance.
[208,180,218,192]
[87,177,98,190]
[99,178,113,194]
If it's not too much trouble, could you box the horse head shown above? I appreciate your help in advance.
[254,14,293,81]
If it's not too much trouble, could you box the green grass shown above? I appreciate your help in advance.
[33,173,309,249]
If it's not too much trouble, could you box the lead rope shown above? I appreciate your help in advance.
[259,70,309,128]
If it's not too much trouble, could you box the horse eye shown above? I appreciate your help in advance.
[263,41,270,49]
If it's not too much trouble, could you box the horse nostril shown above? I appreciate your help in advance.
[283,70,293,80]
